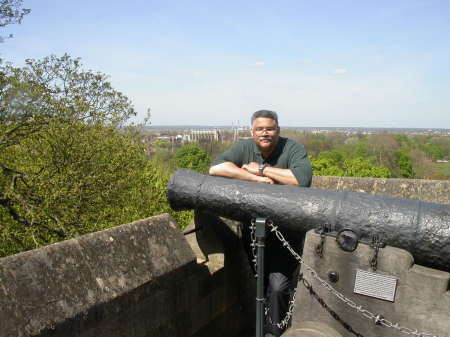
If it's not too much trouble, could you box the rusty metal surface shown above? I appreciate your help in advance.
[167,169,450,272]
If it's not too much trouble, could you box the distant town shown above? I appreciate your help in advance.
[141,126,450,166]
[145,125,450,136]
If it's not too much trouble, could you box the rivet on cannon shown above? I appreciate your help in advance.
[328,271,339,283]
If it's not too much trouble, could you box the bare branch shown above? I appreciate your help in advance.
[0,196,66,238]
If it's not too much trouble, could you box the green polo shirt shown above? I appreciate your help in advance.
[212,136,312,187]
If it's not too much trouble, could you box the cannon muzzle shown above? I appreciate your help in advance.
[167,169,450,272]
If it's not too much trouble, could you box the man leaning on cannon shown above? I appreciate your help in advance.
[209,110,312,337]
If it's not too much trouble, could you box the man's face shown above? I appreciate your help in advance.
[251,117,280,153]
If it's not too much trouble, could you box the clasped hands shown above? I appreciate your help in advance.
[242,162,275,184]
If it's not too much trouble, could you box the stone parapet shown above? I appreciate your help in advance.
[312,176,449,204]
[0,213,253,337]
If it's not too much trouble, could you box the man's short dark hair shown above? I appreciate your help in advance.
[251,110,279,125]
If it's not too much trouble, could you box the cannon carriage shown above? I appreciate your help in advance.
[168,169,450,337]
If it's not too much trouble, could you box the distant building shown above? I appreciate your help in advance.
[182,129,220,143]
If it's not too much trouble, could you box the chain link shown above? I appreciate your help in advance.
[255,220,441,337]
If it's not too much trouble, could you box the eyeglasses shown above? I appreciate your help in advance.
[253,127,278,134]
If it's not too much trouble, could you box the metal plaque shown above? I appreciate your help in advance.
[354,269,398,302]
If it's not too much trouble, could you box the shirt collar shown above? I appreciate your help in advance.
[252,137,284,162]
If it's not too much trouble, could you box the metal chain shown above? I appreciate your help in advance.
[315,225,326,258]
[370,234,381,271]
[250,219,296,329]
[250,219,258,277]
[265,221,441,337]
[300,274,366,337]
[265,287,297,330]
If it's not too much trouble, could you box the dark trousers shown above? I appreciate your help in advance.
[241,223,303,337]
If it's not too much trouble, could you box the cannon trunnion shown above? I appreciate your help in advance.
[167,169,450,272]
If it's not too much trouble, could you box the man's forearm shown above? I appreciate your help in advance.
[209,162,273,184]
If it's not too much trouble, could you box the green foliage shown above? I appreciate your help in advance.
[1,54,136,151]
[0,55,193,257]
[312,150,390,178]
[150,149,176,171]
[0,133,193,257]
[144,162,193,231]
[393,134,412,147]
[1,123,151,256]
[311,150,344,176]
[421,142,444,160]
[343,158,391,178]
[174,144,211,173]
[197,139,233,160]
[405,135,449,161]
[396,150,414,178]
[154,139,171,148]
[311,158,344,176]
[317,150,344,163]
[354,141,367,158]
[435,162,450,179]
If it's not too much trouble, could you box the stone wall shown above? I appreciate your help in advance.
[312,176,449,204]
[0,213,253,337]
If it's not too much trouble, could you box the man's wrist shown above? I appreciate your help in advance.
[258,163,267,176]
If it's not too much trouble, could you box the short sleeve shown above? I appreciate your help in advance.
[288,142,312,187]
[211,140,246,167]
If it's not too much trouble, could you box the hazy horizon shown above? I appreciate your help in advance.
[146,124,450,132]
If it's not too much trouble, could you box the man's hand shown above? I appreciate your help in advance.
[242,162,261,176]
[256,176,275,184]
[242,163,274,183]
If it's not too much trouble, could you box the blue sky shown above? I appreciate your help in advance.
[2,0,450,127]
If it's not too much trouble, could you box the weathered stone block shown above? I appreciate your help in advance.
[0,214,196,337]
[312,176,450,204]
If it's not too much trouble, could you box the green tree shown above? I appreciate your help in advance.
[0,55,191,257]
[354,140,367,158]
[311,158,344,176]
[343,158,390,178]
[311,150,345,176]
[311,149,390,178]
[174,144,210,173]
[317,150,344,163]
[154,139,171,148]
[1,55,135,150]
[396,150,414,178]
[366,133,400,174]
[424,143,444,160]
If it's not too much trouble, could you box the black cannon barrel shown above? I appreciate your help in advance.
[167,169,450,272]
